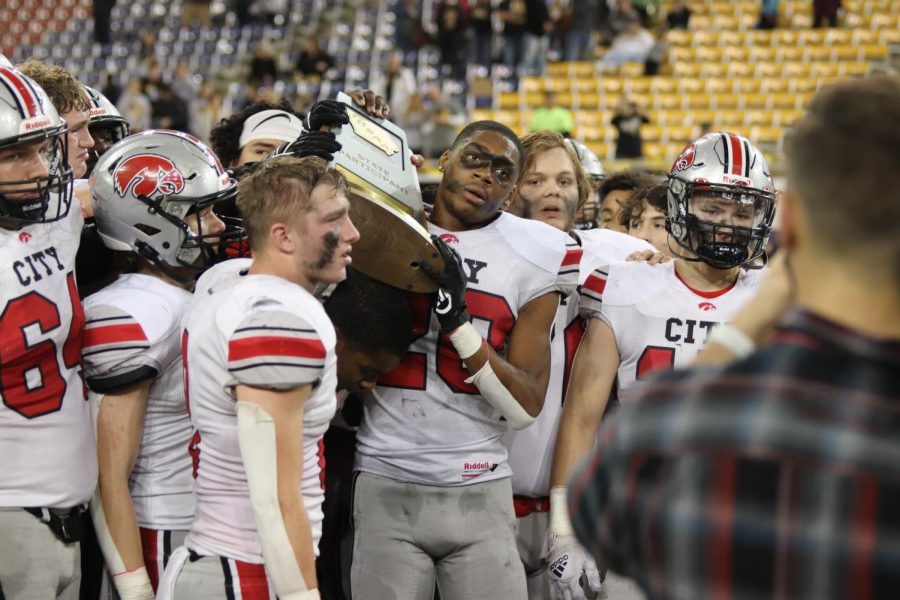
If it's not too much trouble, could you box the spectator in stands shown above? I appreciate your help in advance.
[192,82,224,144]
[182,0,212,28]
[528,90,574,137]
[470,0,494,69]
[611,95,649,158]
[564,0,596,61]
[94,0,113,45]
[644,22,669,75]
[151,82,191,133]
[400,92,428,155]
[435,0,469,80]
[249,41,279,86]
[117,77,152,131]
[499,0,529,74]
[597,169,652,231]
[295,36,334,80]
[369,50,416,124]
[813,0,841,28]
[394,0,423,57]
[630,0,660,28]
[172,62,199,108]
[608,0,639,37]
[100,72,121,106]
[421,84,467,158]
[758,0,780,29]
[666,0,691,29]
[523,0,551,75]
[141,58,165,100]
[600,16,655,67]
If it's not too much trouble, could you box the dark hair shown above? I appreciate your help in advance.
[451,120,525,175]
[618,182,668,228]
[209,99,303,166]
[324,269,413,358]
[786,75,900,278]
[598,169,652,201]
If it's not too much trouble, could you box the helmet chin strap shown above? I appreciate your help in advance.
[135,241,198,286]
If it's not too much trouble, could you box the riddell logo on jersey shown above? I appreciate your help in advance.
[462,461,497,478]
[439,233,459,244]
[698,302,716,311]
[18,231,32,243]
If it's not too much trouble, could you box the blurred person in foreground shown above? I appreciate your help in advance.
[568,74,900,600]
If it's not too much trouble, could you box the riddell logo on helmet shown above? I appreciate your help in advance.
[698,302,716,312]
[20,116,53,132]
[439,233,459,244]
[722,174,751,186]
[89,107,109,118]
[113,154,186,199]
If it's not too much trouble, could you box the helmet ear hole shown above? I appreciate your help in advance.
[134,223,161,237]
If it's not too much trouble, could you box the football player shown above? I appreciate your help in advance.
[84,130,238,600]
[619,181,673,256]
[159,156,358,599]
[503,130,653,599]
[549,133,777,587]
[351,121,577,599]
[597,169,652,232]
[82,85,129,176]
[568,139,605,231]
[0,66,96,599]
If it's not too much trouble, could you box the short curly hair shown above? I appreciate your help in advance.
[209,99,304,167]
[17,60,88,115]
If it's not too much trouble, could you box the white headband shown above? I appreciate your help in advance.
[238,109,305,148]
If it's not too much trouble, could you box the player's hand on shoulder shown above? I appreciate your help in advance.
[625,249,671,265]
[545,530,604,600]
[420,234,470,331]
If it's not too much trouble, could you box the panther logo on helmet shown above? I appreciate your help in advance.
[113,154,186,199]
[673,143,701,172]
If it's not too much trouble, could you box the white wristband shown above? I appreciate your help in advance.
[549,486,574,537]
[707,323,756,359]
[465,360,536,430]
[112,567,155,600]
[282,589,320,600]
[449,321,483,359]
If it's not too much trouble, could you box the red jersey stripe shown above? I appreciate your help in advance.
[848,478,878,600]
[710,456,737,600]
[583,273,607,295]
[228,335,325,362]
[234,560,270,600]
[138,528,160,590]
[83,323,147,348]
[561,248,584,268]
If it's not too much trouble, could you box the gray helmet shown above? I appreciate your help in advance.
[91,129,243,272]
[0,66,73,224]
[83,85,129,175]
[667,132,776,269]
[566,138,605,184]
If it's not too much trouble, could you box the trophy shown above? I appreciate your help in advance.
[330,92,443,292]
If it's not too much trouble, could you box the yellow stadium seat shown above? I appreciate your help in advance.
[750,126,784,145]
[718,109,745,128]
[770,93,800,110]
[585,142,610,161]
[570,62,595,78]
[472,109,492,122]
[759,78,789,93]
[572,79,598,93]
[832,45,861,61]
[575,93,600,110]
[650,78,677,95]
[743,93,769,110]
[748,47,777,62]
[823,29,852,45]
[862,45,888,60]
[624,78,652,94]
[598,79,623,94]
[521,78,544,93]
[665,125,697,146]
[677,79,704,94]
[547,63,569,77]
[666,30,690,46]
[701,63,729,78]
[879,29,900,44]
[640,124,665,142]
[498,92,520,110]
[618,62,645,78]
[743,110,774,126]
[840,62,871,76]
[776,46,804,62]
[545,78,573,93]
[715,93,743,109]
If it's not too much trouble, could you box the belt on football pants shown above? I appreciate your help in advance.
[513,495,551,518]
[24,505,86,544]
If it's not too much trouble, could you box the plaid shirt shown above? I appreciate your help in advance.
[568,310,900,600]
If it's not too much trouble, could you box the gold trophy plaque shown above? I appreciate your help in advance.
[331,92,443,293]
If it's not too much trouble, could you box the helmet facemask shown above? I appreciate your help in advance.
[0,132,73,226]
[86,121,129,176]
[667,177,775,269]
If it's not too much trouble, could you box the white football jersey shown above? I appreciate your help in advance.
[502,229,653,497]
[82,273,194,528]
[0,205,97,509]
[356,212,578,486]
[183,273,337,562]
[191,257,252,301]
[581,260,765,400]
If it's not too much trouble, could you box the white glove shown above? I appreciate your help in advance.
[545,531,603,600]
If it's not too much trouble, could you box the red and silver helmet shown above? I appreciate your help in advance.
[0,54,13,70]
[667,132,776,269]
[91,129,244,272]
[83,85,129,175]
[0,66,73,224]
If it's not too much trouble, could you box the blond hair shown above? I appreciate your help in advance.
[237,156,347,253]
[17,60,88,114]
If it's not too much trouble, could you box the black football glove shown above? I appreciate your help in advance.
[274,130,343,162]
[420,235,470,331]
[304,99,350,131]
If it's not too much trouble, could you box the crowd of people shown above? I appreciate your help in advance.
[0,18,898,600]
